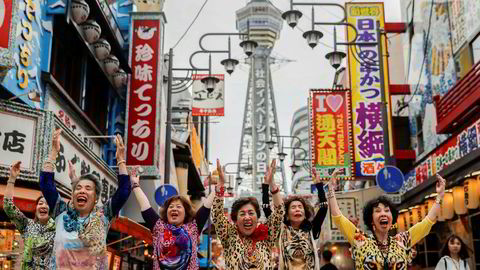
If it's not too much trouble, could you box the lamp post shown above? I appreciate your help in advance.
[282,1,393,166]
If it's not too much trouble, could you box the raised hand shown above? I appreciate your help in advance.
[264,159,276,186]
[435,174,446,197]
[52,128,62,153]
[328,168,341,192]
[114,134,125,162]
[312,169,321,184]
[9,161,21,179]
[216,159,225,187]
[68,160,77,182]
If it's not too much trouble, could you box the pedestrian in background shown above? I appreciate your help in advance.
[130,166,215,270]
[40,129,131,269]
[4,161,55,269]
[320,250,338,270]
[212,159,284,269]
[327,169,446,269]
[435,234,472,270]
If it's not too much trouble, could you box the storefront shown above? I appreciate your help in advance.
[398,118,480,269]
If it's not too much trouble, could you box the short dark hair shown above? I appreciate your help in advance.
[231,197,261,222]
[363,196,398,233]
[159,196,196,224]
[440,234,471,260]
[72,173,102,197]
[34,196,47,221]
[283,196,314,224]
[322,250,333,261]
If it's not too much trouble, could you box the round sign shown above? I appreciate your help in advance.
[155,184,178,206]
[376,166,404,193]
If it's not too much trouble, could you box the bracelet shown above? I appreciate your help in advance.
[271,186,280,195]
[43,159,56,170]
[327,190,335,199]
[318,201,328,208]
[435,196,442,205]
[7,180,15,184]
[117,160,126,166]
[131,183,140,191]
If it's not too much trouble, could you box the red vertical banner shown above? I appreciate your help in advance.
[126,19,160,165]
[310,89,354,180]
[0,0,14,49]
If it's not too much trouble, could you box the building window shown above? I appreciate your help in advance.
[50,16,111,133]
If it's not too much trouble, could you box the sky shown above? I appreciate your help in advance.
[163,0,402,191]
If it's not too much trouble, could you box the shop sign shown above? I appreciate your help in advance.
[310,89,354,180]
[46,92,102,156]
[0,101,50,181]
[0,0,18,78]
[53,117,118,204]
[192,74,225,116]
[402,118,480,193]
[126,17,160,167]
[253,57,269,185]
[346,3,393,177]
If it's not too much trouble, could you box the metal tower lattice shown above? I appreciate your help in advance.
[235,0,286,195]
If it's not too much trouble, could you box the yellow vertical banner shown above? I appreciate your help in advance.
[346,2,393,177]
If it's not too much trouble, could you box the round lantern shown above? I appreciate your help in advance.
[103,55,120,75]
[397,210,407,232]
[71,0,90,24]
[81,20,101,44]
[477,176,480,200]
[465,178,479,209]
[440,192,454,220]
[113,69,127,88]
[453,186,467,215]
[93,38,111,61]
[404,208,412,229]
[426,197,435,212]
[420,200,429,219]
[412,206,422,225]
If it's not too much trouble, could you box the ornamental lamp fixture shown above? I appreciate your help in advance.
[303,30,323,49]
[200,76,220,93]
[220,58,239,75]
[325,50,346,69]
[239,40,258,57]
[281,9,303,28]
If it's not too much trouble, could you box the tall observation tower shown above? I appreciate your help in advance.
[236,0,286,194]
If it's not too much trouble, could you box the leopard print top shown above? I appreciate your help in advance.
[212,196,285,270]
[332,215,435,270]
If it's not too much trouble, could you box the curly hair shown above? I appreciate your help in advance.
[231,197,261,222]
[283,196,314,225]
[363,196,398,233]
[159,196,196,224]
[440,234,471,260]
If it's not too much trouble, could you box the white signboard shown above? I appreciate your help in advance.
[46,92,102,156]
[0,111,36,170]
[52,119,118,205]
[192,74,224,116]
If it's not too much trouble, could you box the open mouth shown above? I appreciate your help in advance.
[294,213,302,218]
[379,218,389,226]
[76,195,88,206]
[243,221,253,230]
[38,209,48,215]
[170,213,179,219]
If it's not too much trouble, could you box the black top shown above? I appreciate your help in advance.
[141,206,211,231]
[320,262,338,270]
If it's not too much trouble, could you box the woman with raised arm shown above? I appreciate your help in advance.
[3,161,55,269]
[212,159,284,269]
[130,167,214,270]
[327,170,446,270]
[40,128,131,269]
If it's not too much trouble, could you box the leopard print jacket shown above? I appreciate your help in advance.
[212,196,285,270]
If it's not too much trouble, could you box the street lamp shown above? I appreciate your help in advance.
[277,151,287,162]
[290,162,300,174]
[8,90,41,103]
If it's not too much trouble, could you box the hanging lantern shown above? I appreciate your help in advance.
[404,208,412,229]
[397,210,407,232]
[477,175,480,200]
[412,206,422,225]
[453,186,467,215]
[426,197,435,212]
[465,178,479,209]
[420,200,430,219]
[441,192,454,220]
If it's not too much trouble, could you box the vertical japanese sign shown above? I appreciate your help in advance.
[310,90,354,180]
[253,55,269,187]
[126,19,159,166]
[346,3,393,177]
[192,74,225,116]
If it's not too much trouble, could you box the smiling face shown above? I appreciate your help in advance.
[448,237,462,256]
[288,200,305,227]
[167,199,186,226]
[72,179,97,217]
[35,197,50,223]
[372,203,393,234]
[235,203,258,236]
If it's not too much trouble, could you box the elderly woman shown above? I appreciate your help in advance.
[262,171,328,270]
[327,170,446,270]
[212,159,284,269]
[40,129,131,269]
[130,167,214,270]
[3,161,55,269]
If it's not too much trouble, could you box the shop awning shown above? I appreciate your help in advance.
[110,216,152,245]
[0,186,43,214]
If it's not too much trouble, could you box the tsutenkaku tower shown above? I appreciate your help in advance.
[236,0,286,194]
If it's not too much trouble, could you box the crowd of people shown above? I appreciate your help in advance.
[4,128,473,270]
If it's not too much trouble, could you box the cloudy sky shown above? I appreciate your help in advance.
[163,0,402,190]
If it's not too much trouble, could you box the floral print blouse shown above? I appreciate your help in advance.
[212,196,285,270]
[3,197,55,270]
